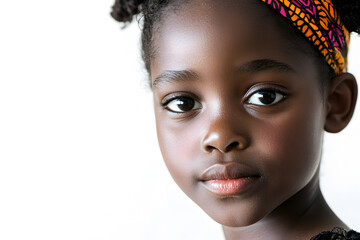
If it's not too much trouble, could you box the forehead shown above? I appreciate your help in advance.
[150,0,318,81]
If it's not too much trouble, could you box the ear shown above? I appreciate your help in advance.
[324,72,358,133]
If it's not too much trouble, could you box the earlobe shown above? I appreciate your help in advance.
[324,73,358,133]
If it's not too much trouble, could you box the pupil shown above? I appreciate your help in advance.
[258,91,276,104]
[177,97,195,111]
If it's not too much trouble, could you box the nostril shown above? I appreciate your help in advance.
[205,141,241,153]
[224,141,240,152]
[202,133,248,153]
[205,145,217,153]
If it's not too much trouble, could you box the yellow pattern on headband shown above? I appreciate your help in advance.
[260,0,350,74]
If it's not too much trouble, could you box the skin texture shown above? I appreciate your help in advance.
[150,0,358,239]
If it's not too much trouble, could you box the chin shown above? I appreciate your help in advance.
[196,198,270,228]
[210,212,265,228]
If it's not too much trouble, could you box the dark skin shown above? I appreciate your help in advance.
[150,0,357,239]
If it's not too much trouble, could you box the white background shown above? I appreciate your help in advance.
[0,1,359,239]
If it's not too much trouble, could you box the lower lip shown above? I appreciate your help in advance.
[202,177,258,196]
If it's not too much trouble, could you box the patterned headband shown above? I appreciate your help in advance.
[260,0,350,74]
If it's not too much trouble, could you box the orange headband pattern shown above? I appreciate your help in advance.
[260,0,350,74]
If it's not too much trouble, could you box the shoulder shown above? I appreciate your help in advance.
[310,227,360,240]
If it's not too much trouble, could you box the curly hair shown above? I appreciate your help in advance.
[111,0,360,84]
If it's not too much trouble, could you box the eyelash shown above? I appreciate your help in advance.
[245,86,288,106]
[161,86,288,114]
[161,94,202,114]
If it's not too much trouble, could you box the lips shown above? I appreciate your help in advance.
[199,162,261,196]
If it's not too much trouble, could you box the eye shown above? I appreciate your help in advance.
[247,89,285,106]
[164,96,202,113]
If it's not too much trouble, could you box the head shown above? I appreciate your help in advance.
[112,0,359,227]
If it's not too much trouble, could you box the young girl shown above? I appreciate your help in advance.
[111,0,360,239]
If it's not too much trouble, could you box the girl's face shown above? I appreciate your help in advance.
[151,0,327,227]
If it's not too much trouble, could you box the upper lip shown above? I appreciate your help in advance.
[199,162,261,181]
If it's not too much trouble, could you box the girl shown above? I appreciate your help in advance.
[111,0,360,239]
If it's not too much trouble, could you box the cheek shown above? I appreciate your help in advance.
[155,115,204,194]
[255,96,324,200]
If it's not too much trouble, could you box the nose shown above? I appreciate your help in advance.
[202,115,249,154]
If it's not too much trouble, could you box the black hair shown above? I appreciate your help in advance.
[111,0,360,86]
[111,0,172,75]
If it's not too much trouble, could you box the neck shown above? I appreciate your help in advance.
[222,175,347,240]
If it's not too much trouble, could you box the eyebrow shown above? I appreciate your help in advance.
[152,59,296,89]
[152,70,199,90]
[237,59,297,73]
